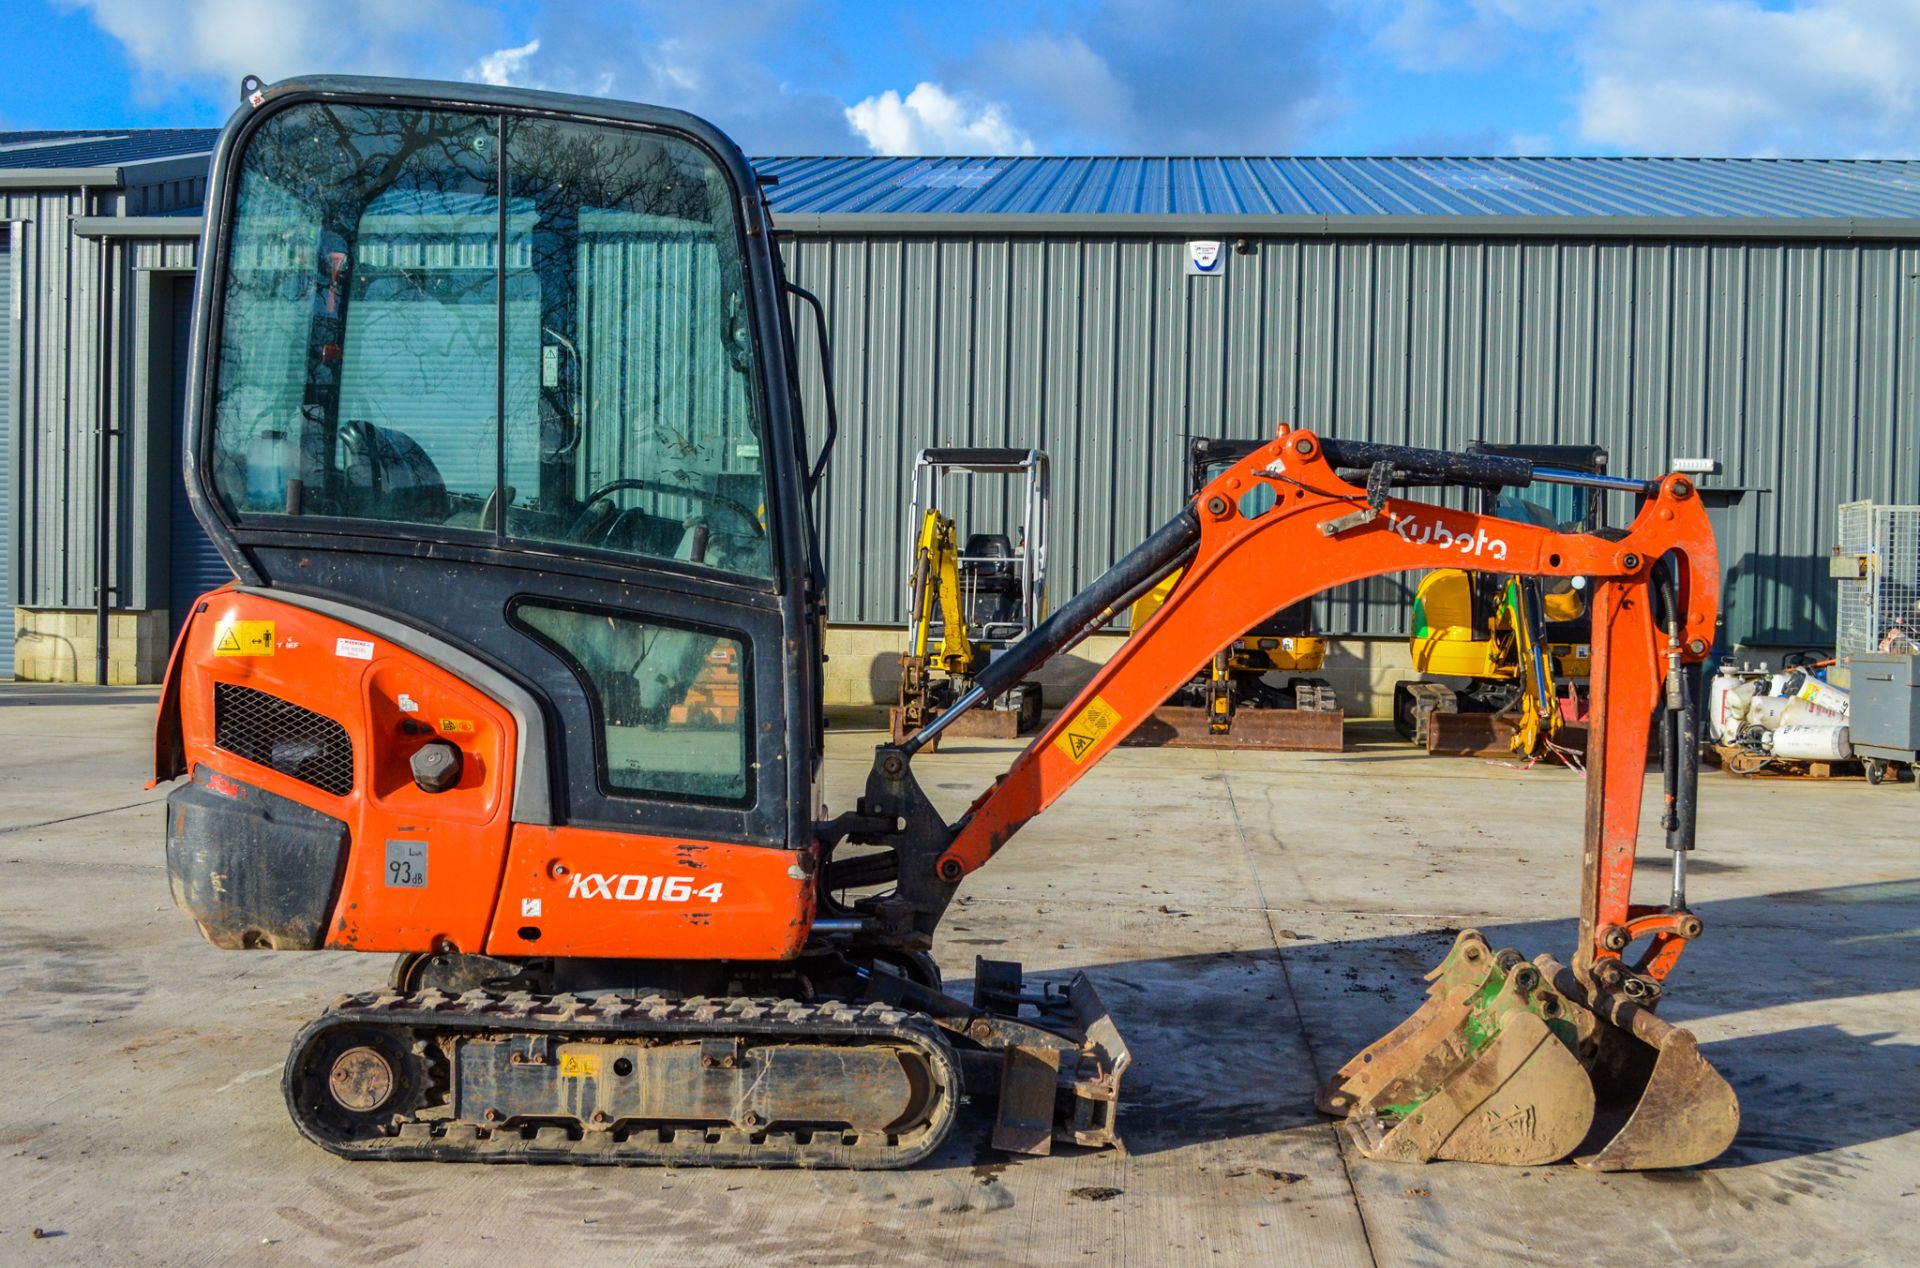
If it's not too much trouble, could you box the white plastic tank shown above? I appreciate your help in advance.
[1771,723,1853,761]
[1793,676,1851,718]
[1707,673,1760,744]
[1747,694,1793,730]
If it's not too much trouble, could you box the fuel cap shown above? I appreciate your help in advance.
[410,739,462,792]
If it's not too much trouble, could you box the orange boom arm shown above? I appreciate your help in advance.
[918,430,1718,989]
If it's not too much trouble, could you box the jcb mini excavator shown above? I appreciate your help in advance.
[891,447,1048,746]
[1125,437,1343,751]
[158,76,1736,1172]
[1393,444,1607,760]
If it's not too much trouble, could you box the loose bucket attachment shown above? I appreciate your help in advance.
[1316,930,1595,1165]
[1317,931,1740,1170]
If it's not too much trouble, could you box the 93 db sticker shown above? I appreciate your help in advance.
[213,619,275,657]
[385,840,427,888]
[1054,694,1122,765]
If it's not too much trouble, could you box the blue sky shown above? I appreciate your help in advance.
[3,1,1913,158]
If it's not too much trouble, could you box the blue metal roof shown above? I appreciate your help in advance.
[756,155,1920,220]
[0,129,219,170]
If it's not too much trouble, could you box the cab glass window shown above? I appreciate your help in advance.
[513,603,750,803]
[206,102,771,580]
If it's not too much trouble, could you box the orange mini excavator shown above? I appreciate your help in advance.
[157,75,1736,1172]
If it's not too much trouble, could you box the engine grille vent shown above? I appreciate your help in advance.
[213,682,355,797]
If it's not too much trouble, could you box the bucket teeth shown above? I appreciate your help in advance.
[1318,936,1741,1171]
[1318,929,1596,1167]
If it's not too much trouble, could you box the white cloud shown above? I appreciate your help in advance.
[958,2,1343,153]
[1363,0,1589,72]
[468,39,541,88]
[1575,1,1920,156]
[447,3,861,153]
[845,83,1035,156]
[58,0,499,96]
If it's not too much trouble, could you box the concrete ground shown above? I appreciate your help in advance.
[1,685,1915,1266]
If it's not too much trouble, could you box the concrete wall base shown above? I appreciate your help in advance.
[826,626,1415,719]
[13,609,170,685]
[4,608,1418,711]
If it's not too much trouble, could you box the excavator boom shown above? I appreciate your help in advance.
[841,430,1734,1168]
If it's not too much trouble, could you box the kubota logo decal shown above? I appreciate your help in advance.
[1388,512,1509,561]
[566,873,724,903]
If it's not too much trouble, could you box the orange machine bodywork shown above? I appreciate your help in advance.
[169,590,812,960]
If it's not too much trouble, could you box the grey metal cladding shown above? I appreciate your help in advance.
[781,231,1920,646]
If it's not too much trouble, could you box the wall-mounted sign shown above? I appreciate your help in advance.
[1186,240,1224,276]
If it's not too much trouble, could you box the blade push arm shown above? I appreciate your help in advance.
[869,430,1718,991]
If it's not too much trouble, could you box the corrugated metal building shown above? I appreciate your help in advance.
[2,129,218,681]
[5,136,1919,684]
[762,155,1920,652]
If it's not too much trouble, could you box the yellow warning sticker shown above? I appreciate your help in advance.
[558,1051,600,1079]
[1053,694,1122,765]
[213,619,275,657]
[438,718,476,734]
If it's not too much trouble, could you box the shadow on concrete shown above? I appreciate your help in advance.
[933,877,1920,1170]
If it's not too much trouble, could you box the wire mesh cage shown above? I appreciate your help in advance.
[1836,501,1920,658]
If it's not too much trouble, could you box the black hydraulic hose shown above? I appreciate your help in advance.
[969,507,1201,703]
[1318,439,1534,489]
[902,507,1203,756]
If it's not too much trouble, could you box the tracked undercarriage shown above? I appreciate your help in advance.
[284,956,1128,1169]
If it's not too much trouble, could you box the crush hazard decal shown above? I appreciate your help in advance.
[1054,694,1122,764]
[213,619,275,657]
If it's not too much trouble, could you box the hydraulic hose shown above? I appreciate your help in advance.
[903,508,1201,754]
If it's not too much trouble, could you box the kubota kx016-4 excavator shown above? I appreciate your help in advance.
[156,76,1735,1172]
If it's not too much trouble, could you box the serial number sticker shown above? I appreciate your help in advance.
[1053,693,1122,765]
[335,637,375,660]
[214,619,275,657]
[559,1052,601,1078]
[385,840,427,888]
[438,718,476,734]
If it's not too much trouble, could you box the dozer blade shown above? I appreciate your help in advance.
[1318,929,1596,1166]
[961,961,1130,1156]
[1540,956,1740,1171]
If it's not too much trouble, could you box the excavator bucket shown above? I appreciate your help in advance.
[1317,931,1740,1169]
[1539,956,1741,1171]
[1316,930,1595,1165]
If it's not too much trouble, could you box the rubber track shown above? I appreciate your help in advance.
[283,988,962,1169]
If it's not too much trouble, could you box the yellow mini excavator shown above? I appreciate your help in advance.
[1392,443,1606,759]
[891,448,1048,746]
[1124,437,1343,751]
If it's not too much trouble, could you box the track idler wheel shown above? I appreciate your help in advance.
[1317,929,1596,1166]
[284,1023,433,1146]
